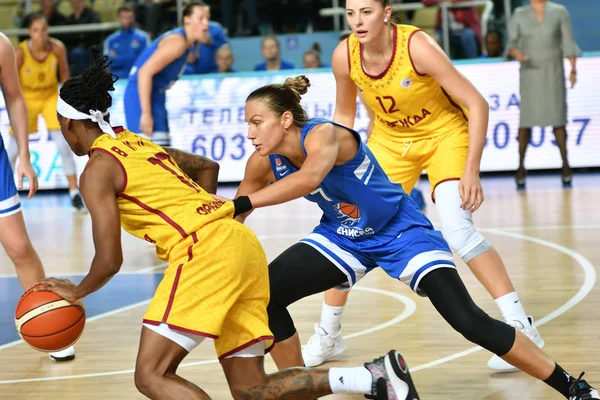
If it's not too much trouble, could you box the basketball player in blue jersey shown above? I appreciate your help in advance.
[124,1,209,146]
[231,75,599,399]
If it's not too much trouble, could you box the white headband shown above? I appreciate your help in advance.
[57,96,115,137]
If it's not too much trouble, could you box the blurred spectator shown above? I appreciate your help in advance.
[254,35,294,71]
[219,0,259,36]
[215,44,238,73]
[20,0,67,42]
[63,0,101,75]
[421,0,481,59]
[184,20,229,74]
[104,6,151,79]
[483,30,503,57]
[303,42,330,68]
[507,0,581,189]
[141,0,177,39]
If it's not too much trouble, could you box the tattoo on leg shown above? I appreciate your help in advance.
[233,368,331,400]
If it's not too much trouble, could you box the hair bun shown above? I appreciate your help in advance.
[283,75,311,97]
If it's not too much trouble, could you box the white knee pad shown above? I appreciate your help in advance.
[434,180,489,262]
[50,130,77,176]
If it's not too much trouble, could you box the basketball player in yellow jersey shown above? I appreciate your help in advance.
[8,15,86,212]
[302,0,544,373]
[37,50,415,400]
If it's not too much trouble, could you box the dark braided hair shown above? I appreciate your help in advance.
[59,47,118,125]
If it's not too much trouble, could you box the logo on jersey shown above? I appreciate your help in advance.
[334,202,361,226]
[400,78,412,89]
[196,199,226,215]
[275,157,289,176]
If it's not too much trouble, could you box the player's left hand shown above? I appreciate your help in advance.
[16,158,39,199]
[459,171,484,212]
[569,70,577,88]
[35,278,79,303]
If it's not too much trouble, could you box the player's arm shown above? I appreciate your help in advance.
[0,33,38,198]
[240,124,338,213]
[409,31,487,210]
[138,35,187,117]
[358,91,375,139]
[37,153,124,301]
[332,40,358,128]
[164,147,220,194]
[15,46,24,69]
[52,40,70,83]
[233,151,275,223]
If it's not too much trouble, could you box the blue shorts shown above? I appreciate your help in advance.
[123,82,169,133]
[0,138,21,218]
[301,220,455,297]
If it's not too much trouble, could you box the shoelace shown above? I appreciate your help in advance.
[569,372,591,398]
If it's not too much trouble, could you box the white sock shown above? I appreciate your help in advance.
[320,301,344,334]
[495,292,530,328]
[328,367,372,394]
[69,188,80,198]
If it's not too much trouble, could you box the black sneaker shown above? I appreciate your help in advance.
[364,350,419,400]
[71,193,87,214]
[569,372,600,400]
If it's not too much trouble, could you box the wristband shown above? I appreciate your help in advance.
[233,196,253,217]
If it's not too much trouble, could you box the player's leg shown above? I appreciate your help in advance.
[428,130,544,372]
[220,349,419,400]
[418,266,598,399]
[304,137,423,367]
[150,93,170,146]
[270,233,375,370]
[0,144,43,290]
[134,324,210,399]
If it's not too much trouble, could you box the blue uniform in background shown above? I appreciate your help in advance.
[254,59,295,71]
[104,27,151,79]
[124,27,191,138]
[183,22,229,75]
[268,118,454,295]
[0,135,21,217]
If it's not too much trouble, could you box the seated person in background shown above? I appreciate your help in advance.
[421,0,481,59]
[215,44,238,73]
[254,35,294,71]
[303,42,330,68]
[63,0,101,74]
[20,0,67,42]
[104,5,151,79]
[483,30,503,58]
[184,19,229,75]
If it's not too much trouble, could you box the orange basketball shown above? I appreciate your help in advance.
[340,203,360,219]
[14,284,86,352]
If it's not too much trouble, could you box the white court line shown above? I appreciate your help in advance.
[410,228,597,372]
[0,229,596,384]
[0,286,416,384]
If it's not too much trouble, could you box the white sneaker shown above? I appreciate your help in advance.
[488,316,545,372]
[301,324,346,367]
[49,346,76,362]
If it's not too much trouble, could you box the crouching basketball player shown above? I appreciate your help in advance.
[36,49,420,400]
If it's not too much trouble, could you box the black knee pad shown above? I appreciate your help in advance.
[267,301,296,342]
[453,307,516,356]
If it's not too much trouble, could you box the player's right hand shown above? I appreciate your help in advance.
[140,113,154,137]
[17,158,38,199]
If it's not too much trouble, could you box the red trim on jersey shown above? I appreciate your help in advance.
[408,29,426,76]
[113,126,125,133]
[187,232,198,261]
[431,177,461,203]
[218,335,275,360]
[360,25,397,80]
[441,87,468,121]
[89,147,128,195]
[346,37,351,73]
[161,263,183,322]
[120,193,188,238]
[142,319,219,339]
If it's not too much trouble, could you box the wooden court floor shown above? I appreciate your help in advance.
[0,174,599,399]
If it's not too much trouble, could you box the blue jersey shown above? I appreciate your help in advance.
[128,28,190,92]
[269,118,431,242]
[104,28,151,79]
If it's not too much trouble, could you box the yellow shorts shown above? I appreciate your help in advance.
[368,130,469,199]
[11,89,60,134]
[143,218,274,359]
